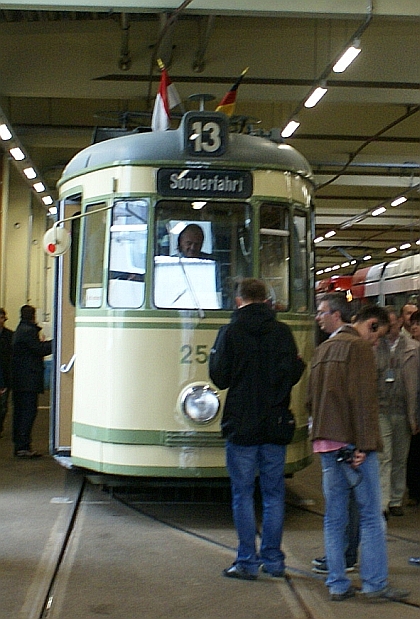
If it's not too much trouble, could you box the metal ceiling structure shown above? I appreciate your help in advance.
[0,0,419,279]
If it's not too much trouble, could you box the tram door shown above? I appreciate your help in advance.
[51,200,80,456]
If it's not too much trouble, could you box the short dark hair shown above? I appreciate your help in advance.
[0,308,6,317]
[318,292,353,323]
[410,309,420,325]
[20,304,36,322]
[353,304,389,327]
[236,278,267,303]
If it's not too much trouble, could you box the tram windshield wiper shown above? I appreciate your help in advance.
[178,257,205,319]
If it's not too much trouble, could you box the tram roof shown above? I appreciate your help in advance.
[59,119,314,186]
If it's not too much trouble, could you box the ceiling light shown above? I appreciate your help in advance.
[391,196,407,207]
[324,267,332,272]
[333,44,361,73]
[324,230,336,238]
[400,243,411,250]
[304,85,328,108]
[386,247,397,254]
[10,147,25,161]
[0,124,12,140]
[351,260,357,265]
[332,265,340,270]
[48,205,57,215]
[372,206,386,217]
[23,167,37,179]
[42,196,54,206]
[33,182,45,193]
[363,255,372,261]
[281,120,300,138]
[314,236,324,243]
[316,269,324,275]
[416,239,420,246]
[341,262,350,268]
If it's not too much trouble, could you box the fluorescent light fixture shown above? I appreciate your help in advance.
[23,167,37,179]
[316,269,324,275]
[416,239,420,246]
[33,182,45,193]
[0,124,12,140]
[351,260,357,265]
[324,267,332,272]
[400,243,411,250]
[386,247,397,254]
[363,255,372,261]
[324,230,336,238]
[391,196,407,207]
[48,206,58,215]
[341,262,350,268]
[281,120,300,138]
[9,147,25,161]
[304,86,328,108]
[314,236,324,243]
[333,45,361,73]
[42,196,54,206]
[332,265,340,270]
[372,206,386,217]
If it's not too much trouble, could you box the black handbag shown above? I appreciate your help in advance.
[265,408,296,445]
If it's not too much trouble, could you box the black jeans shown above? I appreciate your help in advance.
[12,391,38,453]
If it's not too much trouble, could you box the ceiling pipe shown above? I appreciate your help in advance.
[118,13,132,71]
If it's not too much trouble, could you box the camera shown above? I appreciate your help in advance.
[336,446,355,463]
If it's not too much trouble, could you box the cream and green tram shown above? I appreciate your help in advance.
[50,111,315,478]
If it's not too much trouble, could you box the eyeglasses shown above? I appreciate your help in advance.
[316,310,331,317]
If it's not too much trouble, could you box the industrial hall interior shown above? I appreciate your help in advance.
[0,2,419,619]
[0,0,418,326]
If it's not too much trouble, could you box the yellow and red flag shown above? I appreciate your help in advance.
[215,67,249,117]
[151,63,182,131]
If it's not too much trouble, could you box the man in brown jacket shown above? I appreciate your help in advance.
[307,305,409,603]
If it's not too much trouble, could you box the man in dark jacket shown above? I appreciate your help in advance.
[11,305,52,458]
[0,308,13,436]
[209,278,304,580]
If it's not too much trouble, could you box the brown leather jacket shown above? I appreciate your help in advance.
[306,325,382,452]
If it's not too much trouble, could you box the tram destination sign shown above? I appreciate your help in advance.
[157,168,253,199]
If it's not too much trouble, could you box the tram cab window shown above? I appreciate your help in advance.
[107,200,148,308]
[259,204,309,312]
[80,203,107,308]
[154,201,252,310]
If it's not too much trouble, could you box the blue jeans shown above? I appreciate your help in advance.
[321,450,388,594]
[226,441,286,575]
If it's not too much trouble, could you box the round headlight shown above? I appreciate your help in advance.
[181,385,220,424]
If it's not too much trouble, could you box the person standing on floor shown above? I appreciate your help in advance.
[311,292,359,576]
[11,305,52,458]
[0,308,13,437]
[209,278,305,580]
[307,304,409,602]
[375,306,418,518]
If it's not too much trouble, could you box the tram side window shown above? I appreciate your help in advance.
[154,201,252,310]
[292,211,309,312]
[259,204,290,311]
[80,203,107,308]
[107,200,148,308]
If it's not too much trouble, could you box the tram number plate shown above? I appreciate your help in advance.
[183,112,228,157]
[180,344,209,364]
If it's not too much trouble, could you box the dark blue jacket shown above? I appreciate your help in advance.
[11,320,52,393]
[209,303,304,445]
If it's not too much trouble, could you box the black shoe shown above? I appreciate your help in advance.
[15,450,42,458]
[222,564,257,580]
[409,557,420,566]
[389,506,404,516]
[383,510,389,521]
[362,586,410,602]
[312,558,355,575]
[312,556,326,567]
[330,586,356,601]
[262,566,285,578]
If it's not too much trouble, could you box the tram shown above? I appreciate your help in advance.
[47,110,315,478]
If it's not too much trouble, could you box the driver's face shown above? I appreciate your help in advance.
[179,230,203,257]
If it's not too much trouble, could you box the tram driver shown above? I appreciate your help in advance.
[177,223,213,260]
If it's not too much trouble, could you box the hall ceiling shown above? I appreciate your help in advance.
[0,1,419,278]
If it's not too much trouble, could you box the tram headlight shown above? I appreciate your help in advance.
[180,384,220,425]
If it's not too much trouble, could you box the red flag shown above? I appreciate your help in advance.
[215,68,249,117]
[151,68,181,131]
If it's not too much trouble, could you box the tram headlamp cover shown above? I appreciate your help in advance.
[181,385,220,424]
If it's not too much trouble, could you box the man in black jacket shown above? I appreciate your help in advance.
[209,278,304,580]
[11,305,52,458]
